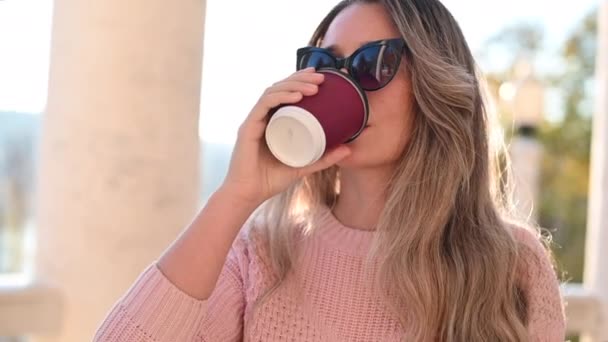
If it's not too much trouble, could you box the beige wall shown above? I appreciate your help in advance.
[32,0,207,340]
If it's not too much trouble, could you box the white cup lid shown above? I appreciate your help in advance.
[265,106,326,168]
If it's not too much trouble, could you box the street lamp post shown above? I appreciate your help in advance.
[500,59,545,222]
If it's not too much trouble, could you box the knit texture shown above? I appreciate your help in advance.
[94,206,566,341]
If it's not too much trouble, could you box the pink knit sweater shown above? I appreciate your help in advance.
[94,206,566,341]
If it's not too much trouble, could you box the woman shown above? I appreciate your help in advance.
[95,0,566,341]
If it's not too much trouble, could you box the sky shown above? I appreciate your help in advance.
[0,0,601,143]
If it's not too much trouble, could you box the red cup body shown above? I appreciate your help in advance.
[294,69,369,149]
[265,69,369,167]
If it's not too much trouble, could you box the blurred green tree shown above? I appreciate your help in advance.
[481,8,597,284]
[539,9,596,284]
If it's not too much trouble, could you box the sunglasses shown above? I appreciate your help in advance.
[296,38,406,91]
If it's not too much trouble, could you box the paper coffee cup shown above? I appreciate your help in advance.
[265,69,368,168]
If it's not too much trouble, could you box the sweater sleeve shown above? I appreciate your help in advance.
[514,227,567,342]
[94,232,249,342]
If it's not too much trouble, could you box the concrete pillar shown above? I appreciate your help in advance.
[583,1,608,341]
[32,0,206,340]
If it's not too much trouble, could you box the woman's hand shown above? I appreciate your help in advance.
[221,67,351,205]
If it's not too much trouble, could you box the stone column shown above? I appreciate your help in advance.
[583,1,608,341]
[32,0,206,340]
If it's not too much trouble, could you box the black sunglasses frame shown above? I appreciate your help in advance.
[296,38,407,91]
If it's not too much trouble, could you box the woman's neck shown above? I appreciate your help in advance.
[332,166,394,231]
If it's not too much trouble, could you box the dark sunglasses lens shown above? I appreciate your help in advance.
[351,43,402,90]
[298,51,335,70]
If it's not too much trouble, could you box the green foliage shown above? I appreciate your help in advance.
[483,8,598,283]
[539,8,596,283]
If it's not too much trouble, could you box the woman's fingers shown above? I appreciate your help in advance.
[244,70,324,123]
[264,81,319,96]
[242,91,303,125]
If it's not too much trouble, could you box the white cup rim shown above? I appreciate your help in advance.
[265,106,326,168]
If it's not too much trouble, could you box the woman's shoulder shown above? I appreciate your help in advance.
[234,212,308,252]
[510,224,546,253]
[227,215,276,272]
[506,224,567,334]
[228,217,265,260]
[507,222,562,287]
[508,223,553,262]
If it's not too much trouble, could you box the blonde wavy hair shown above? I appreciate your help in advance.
[251,0,556,340]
